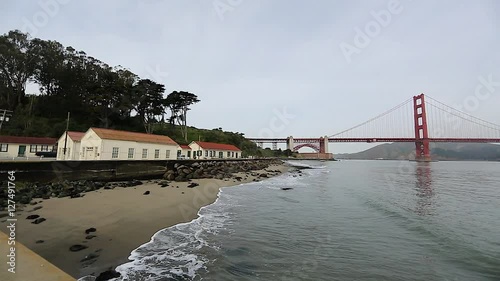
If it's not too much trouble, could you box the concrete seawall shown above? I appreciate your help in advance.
[0,159,279,183]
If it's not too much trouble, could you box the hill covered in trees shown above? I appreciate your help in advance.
[0,30,263,156]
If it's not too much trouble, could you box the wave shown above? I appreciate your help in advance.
[284,160,327,170]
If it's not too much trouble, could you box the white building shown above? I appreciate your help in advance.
[188,141,241,159]
[178,144,192,159]
[59,127,179,160]
[0,136,57,159]
[56,131,85,160]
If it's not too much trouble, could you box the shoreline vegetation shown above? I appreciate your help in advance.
[0,160,289,280]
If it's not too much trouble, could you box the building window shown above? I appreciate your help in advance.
[41,145,49,152]
[142,149,148,159]
[166,150,170,158]
[128,148,134,159]
[205,150,208,157]
[219,151,223,158]
[187,151,191,158]
[30,145,38,153]
[154,149,160,159]
[236,152,238,158]
[0,144,9,152]
[112,147,119,158]
[232,151,235,157]
[227,151,230,157]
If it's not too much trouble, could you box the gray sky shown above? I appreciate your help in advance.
[1,0,499,153]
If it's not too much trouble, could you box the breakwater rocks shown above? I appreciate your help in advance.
[0,159,283,211]
[163,159,283,181]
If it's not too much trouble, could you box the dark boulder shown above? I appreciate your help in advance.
[26,215,39,220]
[281,187,293,191]
[32,218,46,224]
[143,191,150,195]
[85,227,97,234]
[96,269,121,281]
[69,244,88,252]
[187,182,199,188]
[81,253,99,262]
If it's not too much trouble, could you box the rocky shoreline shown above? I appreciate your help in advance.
[0,159,283,212]
[0,159,287,280]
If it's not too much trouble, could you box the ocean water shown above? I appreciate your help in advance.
[112,160,500,281]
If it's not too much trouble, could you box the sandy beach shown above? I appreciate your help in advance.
[0,164,288,280]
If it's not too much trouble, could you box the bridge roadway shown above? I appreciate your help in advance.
[248,138,500,143]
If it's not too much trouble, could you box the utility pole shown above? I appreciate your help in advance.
[0,109,13,132]
[63,112,70,158]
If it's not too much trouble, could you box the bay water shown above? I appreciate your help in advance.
[113,160,500,280]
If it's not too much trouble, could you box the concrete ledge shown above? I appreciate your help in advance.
[0,232,75,281]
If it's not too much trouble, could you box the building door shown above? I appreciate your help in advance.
[85,147,95,159]
[18,145,26,157]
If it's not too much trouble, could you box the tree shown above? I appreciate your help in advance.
[0,30,36,110]
[165,91,200,141]
[132,79,166,133]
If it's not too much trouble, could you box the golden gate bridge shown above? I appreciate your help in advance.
[248,94,500,161]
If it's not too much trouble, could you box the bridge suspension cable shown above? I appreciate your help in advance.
[329,98,414,139]
[425,96,500,139]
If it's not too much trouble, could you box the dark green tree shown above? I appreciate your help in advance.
[165,91,200,141]
[132,79,166,133]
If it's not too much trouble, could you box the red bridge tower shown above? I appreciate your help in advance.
[413,94,431,162]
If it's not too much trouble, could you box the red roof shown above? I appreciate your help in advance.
[194,141,241,151]
[0,136,57,145]
[90,128,178,146]
[180,144,191,149]
[67,131,85,141]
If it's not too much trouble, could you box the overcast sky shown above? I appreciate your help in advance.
[1,0,499,152]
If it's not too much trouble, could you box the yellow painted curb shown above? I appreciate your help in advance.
[0,231,76,281]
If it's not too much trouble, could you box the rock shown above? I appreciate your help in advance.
[35,240,44,244]
[33,206,43,211]
[85,235,97,240]
[143,191,150,195]
[175,175,187,182]
[42,194,50,200]
[69,244,88,252]
[85,227,97,234]
[181,192,185,194]
[70,193,82,198]
[29,201,38,206]
[81,253,99,262]
[281,187,293,191]
[187,182,199,188]
[260,173,268,178]
[235,176,243,182]
[26,215,40,220]
[32,218,46,224]
[96,269,120,281]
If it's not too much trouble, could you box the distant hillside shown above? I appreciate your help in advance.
[336,143,500,161]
